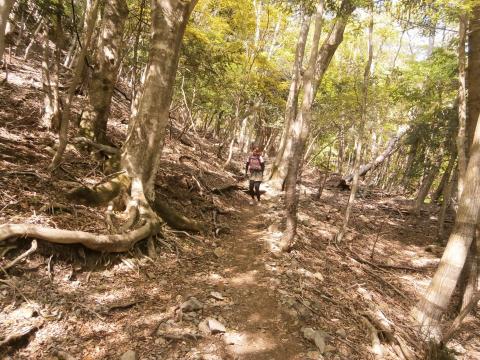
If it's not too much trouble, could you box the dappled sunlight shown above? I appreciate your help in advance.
[224,330,277,356]
[227,270,258,286]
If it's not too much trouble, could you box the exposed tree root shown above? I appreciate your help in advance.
[0,216,160,252]
[153,198,204,233]
[3,239,37,270]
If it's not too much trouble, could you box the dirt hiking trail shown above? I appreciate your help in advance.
[191,197,306,359]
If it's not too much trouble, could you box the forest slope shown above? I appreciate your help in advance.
[0,52,479,360]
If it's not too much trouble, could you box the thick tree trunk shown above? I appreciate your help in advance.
[79,0,129,145]
[121,0,197,201]
[459,238,478,312]
[467,5,480,153]
[336,7,373,244]
[413,112,480,340]
[279,1,324,251]
[0,0,14,61]
[342,125,408,183]
[269,12,310,187]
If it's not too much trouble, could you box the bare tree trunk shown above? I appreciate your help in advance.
[413,112,480,340]
[431,151,456,203]
[457,12,468,198]
[79,0,129,145]
[41,24,61,130]
[0,0,14,62]
[269,12,310,187]
[414,159,441,213]
[49,0,100,170]
[437,168,456,241]
[279,0,329,251]
[459,238,478,312]
[337,124,345,173]
[23,16,43,60]
[467,5,480,153]
[401,137,419,189]
[335,6,373,244]
[121,0,198,201]
[131,0,146,99]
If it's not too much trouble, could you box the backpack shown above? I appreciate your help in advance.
[248,155,262,172]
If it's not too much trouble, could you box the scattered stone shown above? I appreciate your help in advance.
[313,272,324,282]
[302,327,327,354]
[306,351,324,360]
[325,345,336,353]
[268,223,281,233]
[213,247,225,258]
[198,319,210,335]
[119,350,137,360]
[155,338,167,346]
[356,287,373,301]
[181,297,203,312]
[210,291,224,300]
[207,318,226,333]
[335,328,346,338]
[301,219,311,227]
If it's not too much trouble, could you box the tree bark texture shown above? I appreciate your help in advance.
[41,27,61,130]
[279,0,324,251]
[271,1,355,189]
[79,0,129,145]
[0,0,14,61]
[121,0,198,201]
[269,12,310,186]
[467,5,480,153]
[413,112,480,340]
[457,12,468,198]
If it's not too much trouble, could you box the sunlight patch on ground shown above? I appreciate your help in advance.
[399,274,431,292]
[261,231,282,253]
[224,330,277,355]
[227,270,258,286]
[87,287,135,307]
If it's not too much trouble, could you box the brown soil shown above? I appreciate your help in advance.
[1,53,479,360]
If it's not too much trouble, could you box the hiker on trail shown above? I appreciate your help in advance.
[245,147,265,204]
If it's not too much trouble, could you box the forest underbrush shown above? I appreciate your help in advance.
[1,53,479,360]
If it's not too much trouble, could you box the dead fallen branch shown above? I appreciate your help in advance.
[158,332,204,341]
[211,184,243,195]
[3,239,37,270]
[354,254,426,273]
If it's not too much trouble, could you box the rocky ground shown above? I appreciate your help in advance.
[1,54,480,359]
